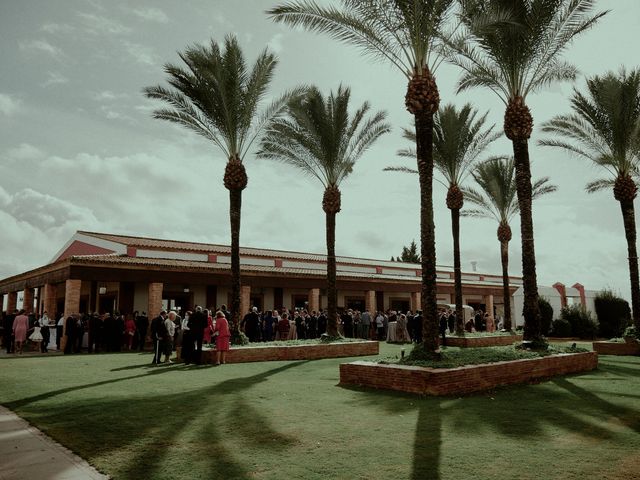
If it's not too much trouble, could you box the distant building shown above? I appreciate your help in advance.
[0,231,524,320]
[512,282,598,327]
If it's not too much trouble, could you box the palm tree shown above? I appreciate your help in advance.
[386,103,500,334]
[462,157,557,331]
[540,68,640,331]
[268,0,455,354]
[449,0,607,344]
[258,85,390,336]
[144,35,298,338]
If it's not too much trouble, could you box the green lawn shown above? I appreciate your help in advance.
[1,343,639,480]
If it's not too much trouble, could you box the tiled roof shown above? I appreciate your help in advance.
[77,231,435,269]
[69,254,433,283]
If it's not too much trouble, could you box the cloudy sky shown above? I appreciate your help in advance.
[0,0,638,302]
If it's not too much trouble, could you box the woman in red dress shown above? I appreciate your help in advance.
[212,310,230,365]
[203,310,214,345]
[123,315,137,350]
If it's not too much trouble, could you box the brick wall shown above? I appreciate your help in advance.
[22,288,35,313]
[202,341,379,364]
[592,341,640,356]
[148,283,163,320]
[446,335,523,348]
[339,352,598,396]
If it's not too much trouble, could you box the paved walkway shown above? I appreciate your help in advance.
[0,406,108,480]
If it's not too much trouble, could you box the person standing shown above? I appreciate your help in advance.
[212,311,230,365]
[56,313,64,350]
[4,310,16,354]
[243,307,261,342]
[317,310,327,336]
[135,311,149,351]
[124,314,136,350]
[375,311,385,341]
[38,314,50,353]
[12,310,29,354]
[307,310,318,339]
[150,310,167,365]
[181,310,194,364]
[439,311,448,347]
[341,309,354,338]
[64,315,77,354]
[413,310,423,342]
[360,309,371,339]
[190,306,207,365]
[162,312,176,363]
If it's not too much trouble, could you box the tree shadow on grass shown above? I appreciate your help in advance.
[339,355,640,479]
[4,366,178,410]
[10,361,308,480]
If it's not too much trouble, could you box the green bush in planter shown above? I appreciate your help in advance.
[594,290,631,338]
[550,318,572,337]
[560,305,599,339]
[539,297,554,336]
[624,325,638,339]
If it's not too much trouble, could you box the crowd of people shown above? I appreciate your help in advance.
[1,303,502,357]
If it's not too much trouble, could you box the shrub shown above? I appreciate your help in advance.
[624,325,638,339]
[550,318,572,337]
[594,290,631,338]
[538,297,554,335]
[560,305,599,339]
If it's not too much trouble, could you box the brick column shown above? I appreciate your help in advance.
[309,288,320,313]
[7,292,18,313]
[572,283,586,307]
[240,285,251,316]
[62,279,82,336]
[23,288,35,313]
[365,290,376,313]
[148,283,163,320]
[43,284,58,319]
[484,294,494,316]
[411,291,421,312]
[552,282,567,308]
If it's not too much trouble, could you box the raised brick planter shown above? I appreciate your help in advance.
[201,340,379,364]
[445,334,523,348]
[592,341,640,356]
[339,351,598,396]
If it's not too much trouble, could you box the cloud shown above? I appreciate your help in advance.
[4,188,99,231]
[0,94,21,116]
[130,7,169,24]
[18,39,63,58]
[7,143,45,161]
[267,33,285,54]
[41,72,69,88]
[122,41,157,66]
[92,90,127,102]
[77,12,131,35]
[41,23,74,34]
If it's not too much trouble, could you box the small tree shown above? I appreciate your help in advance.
[594,290,631,338]
[560,305,599,340]
[538,297,553,336]
[399,240,421,263]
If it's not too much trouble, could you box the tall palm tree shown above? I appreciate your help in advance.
[258,86,390,336]
[449,0,607,344]
[144,35,298,338]
[268,0,455,353]
[540,68,640,330]
[386,103,500,334]
[462,157,557,331]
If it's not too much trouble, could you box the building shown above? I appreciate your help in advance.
[0,231,523,321]
[512,282,598,327]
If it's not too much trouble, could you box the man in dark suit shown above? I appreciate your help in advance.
[190,306,207,364]
[242,307,261,342]
[3,311,16,353]
[136,311,149,351]
[150,310,167,365]
[413,310,423,342]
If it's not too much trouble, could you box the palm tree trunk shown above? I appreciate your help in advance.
[415,113,439,352]
[451,207,464,335]
[512,139,541,342]
[325,210,339,336]
[229,188,242,335]
[620,199,640,329]
[500,239,512,331]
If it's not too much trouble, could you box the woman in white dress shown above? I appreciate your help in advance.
[29,324,44,351]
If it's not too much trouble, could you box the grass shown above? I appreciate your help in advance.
[385,344,589,369]
[1,342,639,480]
[448,330,519,337]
